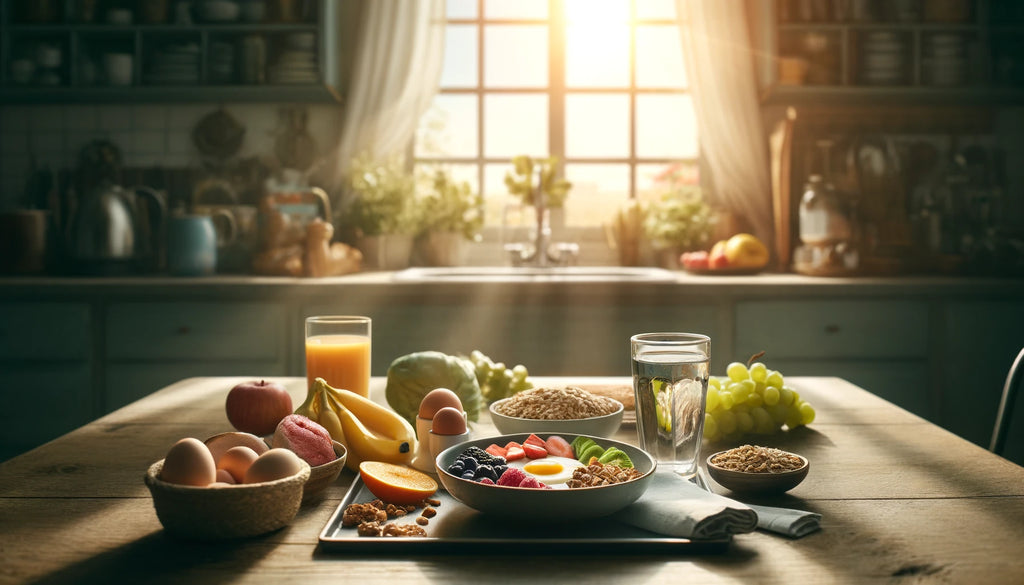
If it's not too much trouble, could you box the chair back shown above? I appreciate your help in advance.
[990,347,1024,457]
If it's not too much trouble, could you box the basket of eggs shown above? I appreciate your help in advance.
[145,434,311,539]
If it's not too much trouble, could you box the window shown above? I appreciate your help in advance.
[415,0,698,239]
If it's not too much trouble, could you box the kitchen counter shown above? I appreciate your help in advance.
[2,375,1023,584]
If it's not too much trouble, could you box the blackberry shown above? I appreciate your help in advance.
[461,456,479,472]
[475,464,497,482]
[461,470,476,480]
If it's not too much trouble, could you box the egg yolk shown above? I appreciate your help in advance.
[523,461,564,476]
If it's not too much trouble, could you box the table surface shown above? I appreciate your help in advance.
[2,376,1024,585]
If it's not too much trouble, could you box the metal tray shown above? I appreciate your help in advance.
[318,477,730,554]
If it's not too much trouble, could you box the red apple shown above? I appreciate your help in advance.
[682,251,709,270]
[225,380,293,436]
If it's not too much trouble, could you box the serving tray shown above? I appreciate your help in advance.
[318,477,730,554]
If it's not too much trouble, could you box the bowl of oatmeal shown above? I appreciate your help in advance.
[488,386,624,437]
[706,445,809,494]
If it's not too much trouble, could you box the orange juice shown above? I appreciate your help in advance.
[305,334,371,397]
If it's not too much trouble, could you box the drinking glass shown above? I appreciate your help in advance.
[305,316,371,397]
[630,332,710,478]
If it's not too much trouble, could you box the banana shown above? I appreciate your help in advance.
[318,378,417,447]
[327,392,414,470]
[293,382,320,420]
[316,390,348,449]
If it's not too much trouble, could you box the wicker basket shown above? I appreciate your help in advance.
[303,441,347,499]
[145,458,310,539]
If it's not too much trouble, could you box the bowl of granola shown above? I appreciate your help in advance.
[434,433,655,521]
[489,386,624,437]
[706,445,809,494]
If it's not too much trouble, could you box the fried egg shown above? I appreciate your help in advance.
[508,455,585,486]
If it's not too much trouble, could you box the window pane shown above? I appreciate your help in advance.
[636,162,700,203]
[483,162,516,226]
[636,0,678,20]
[564,163,630,227]
[565,93,629,158]
[486,0,548,19]
[566,22,629,87]
[484,25,548,87]
[484,94,548,158]
[636,25,687,88]
[636,94,698,158]
[446,0,477,19]
[565,0,629,23]
[416,94,478,158]
[441,25,478,88]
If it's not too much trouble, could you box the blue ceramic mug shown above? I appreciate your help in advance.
[167,214,218,276]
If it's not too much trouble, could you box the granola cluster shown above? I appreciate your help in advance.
[565,462,643,488]
[709,444,805,473]
[342,497,441,537]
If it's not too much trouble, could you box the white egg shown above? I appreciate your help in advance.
[508,455,585,486]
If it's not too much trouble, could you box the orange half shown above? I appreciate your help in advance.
[358,461,438,504]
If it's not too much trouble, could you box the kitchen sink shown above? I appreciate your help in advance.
[392,266,678,282]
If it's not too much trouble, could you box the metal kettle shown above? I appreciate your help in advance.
[67,180,166,274]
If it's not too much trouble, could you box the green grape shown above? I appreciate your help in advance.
[778,386,795,406]
[726,362,750,382]
[749,362,768,383]
[736,410,754,433]
[767,403,789,424]
[799,402,816,425]
[745,392,763,408]
[708,376,722,391]
[718,390,735,410]
[763,386,780,406]
[751,407,775,434]
[737,379,756,396]
[703,412,719,440]
[789,388,801,404]
[766,370,784,388]
[785,409,803,430]
[754,380,767,394]
[706,387,720,412]
[717,410,738,434]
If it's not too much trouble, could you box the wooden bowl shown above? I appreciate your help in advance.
[705,450,809,494]
[145,458,310,539]
[302,441,347,499]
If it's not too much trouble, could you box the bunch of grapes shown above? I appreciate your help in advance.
[467,350,533,402]
[703,361,816,442]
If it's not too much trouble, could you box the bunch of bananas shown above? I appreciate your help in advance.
[296,378,417,472]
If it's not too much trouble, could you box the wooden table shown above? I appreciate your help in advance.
[3,376,1024,584]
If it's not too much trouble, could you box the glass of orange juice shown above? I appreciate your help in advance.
[305,316,372,397]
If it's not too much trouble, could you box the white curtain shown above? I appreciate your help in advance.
[677,0,774,246]
[333,0,445,185]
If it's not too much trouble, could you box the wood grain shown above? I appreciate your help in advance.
[2,376,1024,585]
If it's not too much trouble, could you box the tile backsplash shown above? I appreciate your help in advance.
[0,103,342,209]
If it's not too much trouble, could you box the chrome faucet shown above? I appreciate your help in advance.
[505,171,578,267]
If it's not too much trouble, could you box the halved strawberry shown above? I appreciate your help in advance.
[523,442,547,459]
[524,434,546,448]
[485,444,507,458]
[544,435,574,458]
[504,441,525,461]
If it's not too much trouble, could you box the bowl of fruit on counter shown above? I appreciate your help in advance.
[435,433,655,521]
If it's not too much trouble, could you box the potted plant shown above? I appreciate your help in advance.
[414,168,483,267]
[343,154,419,270]
[643,184,716,269]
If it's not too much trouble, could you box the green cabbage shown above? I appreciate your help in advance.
[385,351,482,425]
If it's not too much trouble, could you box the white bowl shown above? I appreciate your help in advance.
[489,397,624,437]
[435,433,656,521]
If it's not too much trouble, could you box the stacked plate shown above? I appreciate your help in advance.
[146,42,200,85]
[859,31,908,86]
[924,34,968,86]
[268,33,318,84]
[208,41,236,83]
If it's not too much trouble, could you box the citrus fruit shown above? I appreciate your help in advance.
[358,461,438,504]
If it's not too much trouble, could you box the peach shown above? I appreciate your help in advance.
[272,414,336,467]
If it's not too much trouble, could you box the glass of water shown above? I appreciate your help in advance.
[630,332,710,478]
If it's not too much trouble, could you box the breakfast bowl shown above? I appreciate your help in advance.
[144,458,310,539]
[435,433,656,521]
[489,396,624,437]
[302,440,348,499]
[705,447,809,494]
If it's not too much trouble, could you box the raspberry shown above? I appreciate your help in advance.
[497,467,527,487]
[479,477,495,485]
[518,476,545,489]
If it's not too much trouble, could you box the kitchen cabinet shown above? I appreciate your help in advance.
[0,302,94,460]
[0,0,342,103]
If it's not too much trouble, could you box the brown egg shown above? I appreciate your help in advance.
[431,406,468,436]
[419,388,463,419]
[217,446,259,483]
[215,469,237,484]
[161,438,217,486]
[205,431,269,464]
[244,448,303,484]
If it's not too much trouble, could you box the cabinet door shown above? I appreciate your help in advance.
[941,301,1024,450]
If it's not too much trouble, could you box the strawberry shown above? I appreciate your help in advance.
[544,435,574,458]
[524,434,546,448]
[485,444,507,458]
[523,442,547,459]
[504,441,525,461]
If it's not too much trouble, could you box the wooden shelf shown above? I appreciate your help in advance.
[0,84,341,104]
[762,84,1024,106]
